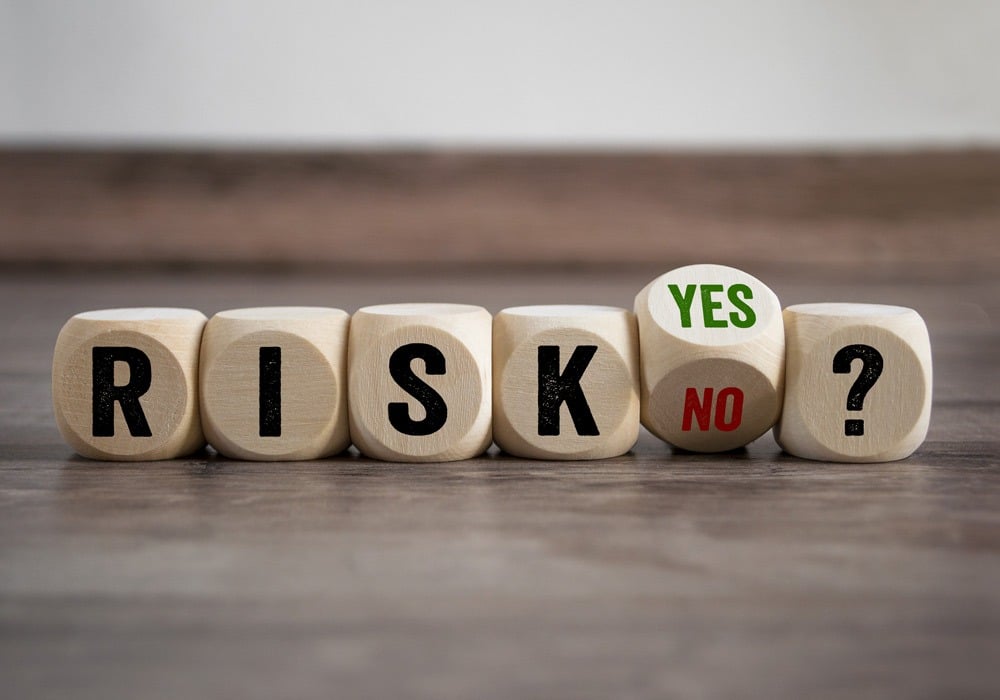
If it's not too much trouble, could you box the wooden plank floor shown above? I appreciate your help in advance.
[1,264,998,699]
[4,150,1000,270]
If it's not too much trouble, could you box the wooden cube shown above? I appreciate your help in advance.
[199,307,351,460]
[774,303,932,462]
[348,303,492,462]
[634,264,785,452]
[493,305,639,459]
[52,308,207,460]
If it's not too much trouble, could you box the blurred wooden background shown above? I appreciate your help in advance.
[3,149,999,270]
[3,147,999,699]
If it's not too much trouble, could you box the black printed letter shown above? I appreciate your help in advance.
[259,346,282,437]
[388,343,448,436]
[537,345,600,436]
[92,346,153,437]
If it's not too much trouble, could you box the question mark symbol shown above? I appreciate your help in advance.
[832,344,884,436]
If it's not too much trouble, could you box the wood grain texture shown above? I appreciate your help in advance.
[348,303,493,462]
[492,305,640,460]
[1,265,998,699]
[3,149,1000,268]
[776,304,933,462]
[200,307,351,461]
[51,308,207,460]
[635,264,785,452]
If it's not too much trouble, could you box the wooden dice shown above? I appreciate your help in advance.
[348,303,493,462]
[774,303,932,462]
[51,283,935,464]
[52,308,207,460]
[493,305,640,459]
[200,307,351,460]
[634,264,785,452]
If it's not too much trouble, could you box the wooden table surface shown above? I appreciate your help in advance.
[1,264,998,699]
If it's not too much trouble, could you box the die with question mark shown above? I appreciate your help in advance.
[774,303,932,462]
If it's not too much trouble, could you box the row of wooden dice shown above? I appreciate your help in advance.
[52,264,932,464]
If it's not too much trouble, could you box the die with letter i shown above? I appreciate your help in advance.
[199,307,351,460]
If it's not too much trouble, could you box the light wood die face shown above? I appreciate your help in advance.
[348,303,493,462]
[493,305,639,460]
[51,308,207,461]
[199,307,351,461]
[634,264,785,452]
[774,303,932,463]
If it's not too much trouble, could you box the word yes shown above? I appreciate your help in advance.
[668,284,756,329]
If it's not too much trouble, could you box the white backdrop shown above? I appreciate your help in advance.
[2,0,999,147]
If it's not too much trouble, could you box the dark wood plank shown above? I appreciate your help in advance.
[1,266,998,699]
[2,150,1000,269]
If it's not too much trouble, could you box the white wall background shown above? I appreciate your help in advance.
[2,0,999,148]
